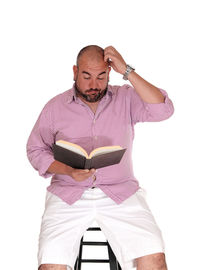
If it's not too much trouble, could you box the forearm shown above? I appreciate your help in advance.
[47,160,73,176]
[103,46,165,104]
[127,70,165,104]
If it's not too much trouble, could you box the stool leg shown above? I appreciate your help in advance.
[117,261,122,270]
[107,241,122,270]
[75,236,84,270]
[74,259,77,270]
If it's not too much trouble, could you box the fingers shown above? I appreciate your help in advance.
[78,168,96,177]
[83,168,96,174]
[104,46,116,53]
[104,46,116,63]
[71,168,96,182]
[104,52,116,63]
[104,45,126,74]
[104,46,118,57]
[79,168,96,181]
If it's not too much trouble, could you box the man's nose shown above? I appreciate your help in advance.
[89,79,97,89]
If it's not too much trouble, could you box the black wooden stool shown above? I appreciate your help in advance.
[74,227,122,270]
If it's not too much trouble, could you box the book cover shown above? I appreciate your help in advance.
[52,140,126,169]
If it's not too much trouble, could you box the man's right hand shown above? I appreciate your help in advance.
[47,160,96,181]
[69,168,96,182]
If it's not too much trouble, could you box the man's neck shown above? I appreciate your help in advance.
[78,96,99,114]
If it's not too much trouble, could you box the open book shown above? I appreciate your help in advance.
[52,140,126,169]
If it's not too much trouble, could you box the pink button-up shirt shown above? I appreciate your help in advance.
[26,83,174,205]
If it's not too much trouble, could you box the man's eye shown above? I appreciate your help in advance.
[97,78,104,80]
[84,77,90,80]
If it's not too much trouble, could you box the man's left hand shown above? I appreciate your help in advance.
[104,46,127,75]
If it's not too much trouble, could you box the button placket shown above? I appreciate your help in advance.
[91,174,96,188]
[92,116,98,145]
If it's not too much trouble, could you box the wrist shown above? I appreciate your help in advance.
[47,160,73,175]
[123,64,135,80]
[65,164,73,176]
[121,64,127,75]
[65,165,73,177]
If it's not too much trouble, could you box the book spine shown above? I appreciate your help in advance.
[84,159,92,169]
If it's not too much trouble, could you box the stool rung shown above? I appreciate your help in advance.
[75,227,122,270]
[86,227,101,231]
[81,259,110,263]
[82,241,108,246]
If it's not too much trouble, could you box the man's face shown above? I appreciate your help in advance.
[73,56,111,103]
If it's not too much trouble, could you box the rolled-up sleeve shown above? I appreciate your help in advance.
[127,84,174,124]
[26,104,55,178]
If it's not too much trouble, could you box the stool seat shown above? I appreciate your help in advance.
[74,227,122,270]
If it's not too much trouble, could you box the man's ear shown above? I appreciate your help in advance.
[73,65,78,81]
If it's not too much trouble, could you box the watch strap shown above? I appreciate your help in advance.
[123,64,135,80]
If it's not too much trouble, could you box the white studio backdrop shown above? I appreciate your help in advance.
[0,0,199,269]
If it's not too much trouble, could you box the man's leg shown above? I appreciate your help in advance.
[38,264,70,270]
[136,252,167,270]
[37,191,89,270]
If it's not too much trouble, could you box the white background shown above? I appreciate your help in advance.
[0,0,199,269]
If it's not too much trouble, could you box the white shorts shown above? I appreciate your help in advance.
[38,187,165,270]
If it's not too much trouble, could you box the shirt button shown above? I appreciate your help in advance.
[93,119,96,123]
[91,182,96,188]
[94,136,98,140]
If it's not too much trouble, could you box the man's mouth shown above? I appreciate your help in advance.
[87,90,99,94]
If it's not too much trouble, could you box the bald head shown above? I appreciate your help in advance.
[73,45,111,103]
[76,45,105,67]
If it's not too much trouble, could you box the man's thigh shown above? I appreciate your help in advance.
[94,188,166,269]
[38,191,95,270]
[136,252,167,270]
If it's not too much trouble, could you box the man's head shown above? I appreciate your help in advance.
[73,45,111,103]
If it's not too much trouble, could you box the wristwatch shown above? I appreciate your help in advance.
[123,64,135,80]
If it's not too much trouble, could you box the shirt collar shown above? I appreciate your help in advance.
[66,83,114,104]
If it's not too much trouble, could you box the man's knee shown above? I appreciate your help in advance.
[38,264,68,270]
[136,252,167,270]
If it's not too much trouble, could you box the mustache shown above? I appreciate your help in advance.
[86,89,100,93]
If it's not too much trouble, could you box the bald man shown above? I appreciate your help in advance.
[27,45,174,270]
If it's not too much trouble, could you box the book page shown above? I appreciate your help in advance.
[89,146,122,159]
[56,140,89,158]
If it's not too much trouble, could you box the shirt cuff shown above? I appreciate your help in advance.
[144,88,174,120]
[38,155,55,178]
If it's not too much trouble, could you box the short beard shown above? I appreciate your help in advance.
[74,81,108,103]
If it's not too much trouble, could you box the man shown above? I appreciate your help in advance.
[27,45,174,270]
